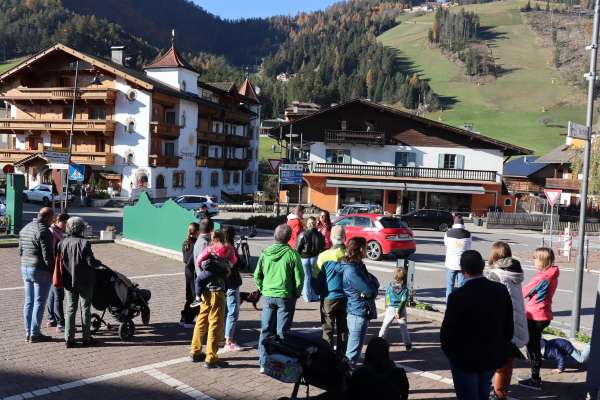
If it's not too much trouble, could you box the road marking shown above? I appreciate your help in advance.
[0,272,184,292]
[145,369,215,400]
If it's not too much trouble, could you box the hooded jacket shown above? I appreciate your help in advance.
[313,245,347,301]
[522,265,559,321]
[287,213,304,247]
[486,258,529,347]
[296,228,325,258]
[254,243,304,298]
[444,224,472,271]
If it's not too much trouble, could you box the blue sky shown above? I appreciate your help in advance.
[193,0,340,20]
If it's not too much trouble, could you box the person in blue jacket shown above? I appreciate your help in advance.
[541,337,591,373]
[341,237,379,366]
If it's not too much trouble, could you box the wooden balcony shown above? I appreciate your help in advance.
[196,156,225,168]
[0,149,114,166]
[223,158,250,170]
[306,163,497,182]
[148,154,180,168]
[0,119,115,136]
[150,122,180,139]
[325,130,385,146]
[505,180,543,193]
[545,178,581,191]
[197,129,226,143]
[225,134,251,147]
[1,87,117,103]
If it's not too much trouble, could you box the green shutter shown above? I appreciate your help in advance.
[456,154,465,169]
[326,149,332,163]
[438,154,444,168]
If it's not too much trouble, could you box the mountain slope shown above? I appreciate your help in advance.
[379,0,587,154]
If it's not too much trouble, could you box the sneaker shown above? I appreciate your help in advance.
[190,353,206,363]
[259,367,266,374]
[46,321,57,328]
[518,377,542,390]
[405,344,413,351]
[25,335,30,342]
[224,343,242,352]
[29,334,52,343]
[190,300,202,308]
[203,360,228,369]
[56,325,65,334]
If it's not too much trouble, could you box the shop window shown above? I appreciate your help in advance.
[223,171,231,185]
[438,154,465,170]
[395,152,416,168]
[233,171,240,184]
[156,174,165,189]
[172,171,185,188]
[325,149,351,164]
[195,171,202,188]
[211,172,219,187]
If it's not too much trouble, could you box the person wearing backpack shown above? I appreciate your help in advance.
[296,217,325,302]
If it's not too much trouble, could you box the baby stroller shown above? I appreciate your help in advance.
[263,330,351,400]
[90,264,151,341]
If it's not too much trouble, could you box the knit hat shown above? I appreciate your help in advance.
[330,225,346,245]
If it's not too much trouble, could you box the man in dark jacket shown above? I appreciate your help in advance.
[441,250,514,400]
[296,217,325,302]
[19,207,54,342]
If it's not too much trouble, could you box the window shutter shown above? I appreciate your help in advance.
[408,152,416,167]
[395,152,401,166]
[438,154,444,168]
[456,154,465,169]
[326,149,332,163]
[343,150,351,164]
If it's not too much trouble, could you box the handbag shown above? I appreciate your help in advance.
[52,251,63,288]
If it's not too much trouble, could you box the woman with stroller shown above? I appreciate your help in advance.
[179,222,199,328]
[223,226,243,351]
[58,217,100,348]
[46,213,69,333]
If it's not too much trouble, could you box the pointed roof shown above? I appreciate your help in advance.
[238,79,259,103]
[144,46,197,73]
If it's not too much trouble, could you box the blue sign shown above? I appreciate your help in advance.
[69,163,85,181]
[280,169,303,185]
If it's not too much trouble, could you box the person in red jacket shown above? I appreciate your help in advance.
[518,247,559,391]
[287,205,304,247]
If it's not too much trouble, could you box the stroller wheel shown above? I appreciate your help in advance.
[141,307,150,326]
[91,313,102,333]
[118,320,135,341]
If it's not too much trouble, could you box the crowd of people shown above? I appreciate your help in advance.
[17,205,591,400]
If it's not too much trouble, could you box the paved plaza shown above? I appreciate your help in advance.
[0,244,593,400]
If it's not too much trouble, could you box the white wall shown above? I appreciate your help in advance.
[309,142,504,180]
[145,67,199,94]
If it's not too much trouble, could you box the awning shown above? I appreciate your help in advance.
[325,179,485,194]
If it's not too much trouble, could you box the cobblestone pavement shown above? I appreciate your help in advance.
[0,244,592,400]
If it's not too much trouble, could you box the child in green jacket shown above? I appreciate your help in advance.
[378,268,412,350]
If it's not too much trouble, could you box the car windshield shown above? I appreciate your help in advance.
[379,217,408,229]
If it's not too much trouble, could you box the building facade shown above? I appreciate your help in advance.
[0,43,260,201]
[271,99,531,216]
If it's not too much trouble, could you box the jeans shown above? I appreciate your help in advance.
[301,257,319,302]
[446,269,464,300]
[65,285,94,342]
[571,344,591,364]
[225,288,240,340]
[47,287,65,327]
[321,298,348,356]
[258,296,297,367]
[450,362,495,400]
[21,266,52,337]
[378,306,412,347]
[194,270,215,298]
[190,290,226,364]
[346,313,369,365]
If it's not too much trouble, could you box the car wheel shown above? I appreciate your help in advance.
[22,194,29,203]
[42,197,50,206]
[437,223,449,232]
[366,241,383,261]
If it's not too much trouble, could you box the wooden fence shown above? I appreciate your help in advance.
[542,220,600,234]
[486,212,549,230]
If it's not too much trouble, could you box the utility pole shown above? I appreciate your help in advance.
[571,0,599,338]
[64,60,79,212]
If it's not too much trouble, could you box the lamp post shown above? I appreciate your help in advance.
[571,0,599,338]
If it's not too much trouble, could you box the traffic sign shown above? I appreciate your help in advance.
[567,121,591,140]
[280,163,303,185]
[544,189,562,206]
[69,163,85,181]
[2,164,14,174]
[268,159,282,174]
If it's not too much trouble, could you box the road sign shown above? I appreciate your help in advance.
[69,163,85,181]
[268,159,282,174]
[568,121,591,140]
[44,150,69,165]
[2,164,14,174]
[280,163,303,185]
[544,189,562,206]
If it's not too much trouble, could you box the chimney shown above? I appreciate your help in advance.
[111,46,126,65]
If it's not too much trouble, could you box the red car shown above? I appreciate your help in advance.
[333,214,416,261]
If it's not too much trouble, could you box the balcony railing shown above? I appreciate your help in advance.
[1,87,117,103]
[197,129,226,143]
[0,119,116,136]
[225,134,251,147]
[196,156,225,168]
[149,154,180,168]
[306,163,497,182]
[325,130,385,146]
[0,149,114,166]
[505,180,543,193]
[545,178,581,191]
[150,122,180,139]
